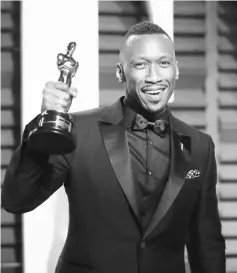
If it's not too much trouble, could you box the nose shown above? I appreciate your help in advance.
[145,64,162,83]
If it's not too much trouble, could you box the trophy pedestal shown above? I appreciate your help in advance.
[28,110,76,155]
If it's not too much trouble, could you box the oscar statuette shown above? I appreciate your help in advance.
[28,42,79,154]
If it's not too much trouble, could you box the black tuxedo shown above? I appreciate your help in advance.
[2,97,226,273]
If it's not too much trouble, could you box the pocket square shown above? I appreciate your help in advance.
[185,169,201,179]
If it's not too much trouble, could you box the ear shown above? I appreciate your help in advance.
[175,61,179,80]
[116,63,125,83]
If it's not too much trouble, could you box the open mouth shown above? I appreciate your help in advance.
[142,88,166,97]
[141,85,166,95]
[140,86,167,102]
[145,90,162,95]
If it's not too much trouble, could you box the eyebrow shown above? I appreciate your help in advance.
[130,55,174,63]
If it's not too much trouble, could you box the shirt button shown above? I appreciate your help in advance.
[140,242,146,249]
[149,140,152,145]
[148,171,152,176]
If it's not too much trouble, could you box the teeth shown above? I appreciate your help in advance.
[146,91,160,94]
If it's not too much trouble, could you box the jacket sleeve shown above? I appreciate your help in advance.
[1,116,73,214]
[186,135,226,273]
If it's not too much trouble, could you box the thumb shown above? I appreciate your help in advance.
[69,86,78,98]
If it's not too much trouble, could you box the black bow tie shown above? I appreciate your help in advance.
[132,115,169,138]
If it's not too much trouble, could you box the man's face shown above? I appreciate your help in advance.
[118,34,178,114]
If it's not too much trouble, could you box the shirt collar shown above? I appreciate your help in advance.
[121,99,137,129]
[99,96,191,138]
[122,98,170,129]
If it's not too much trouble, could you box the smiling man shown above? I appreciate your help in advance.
[117,25,178,119]
[2,21,226,273]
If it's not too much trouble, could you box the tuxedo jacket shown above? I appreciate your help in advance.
[2,97,226,273]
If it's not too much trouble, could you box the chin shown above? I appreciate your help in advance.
[146,103,166,113]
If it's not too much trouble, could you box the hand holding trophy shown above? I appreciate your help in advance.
[28,42,79,154]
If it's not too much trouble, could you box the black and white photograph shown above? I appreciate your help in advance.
[1,1,237,272]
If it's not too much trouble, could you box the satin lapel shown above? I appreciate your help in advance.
[143,129,190,240]
[99,121,140,221]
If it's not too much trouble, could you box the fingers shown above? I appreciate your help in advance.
[41,81,78,113]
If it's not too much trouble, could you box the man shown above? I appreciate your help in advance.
[2,21,226,273]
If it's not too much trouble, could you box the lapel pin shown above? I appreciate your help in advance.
[180,143,184,151]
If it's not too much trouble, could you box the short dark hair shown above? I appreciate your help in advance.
[119,21,173,63]
[124,21,172,42]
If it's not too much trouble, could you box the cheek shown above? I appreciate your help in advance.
[163,69,176,82]
[126,72,145,89]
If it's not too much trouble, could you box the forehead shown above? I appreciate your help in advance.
[122,34,174,61]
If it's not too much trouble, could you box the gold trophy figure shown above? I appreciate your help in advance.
[28,42,79,154]
[57,42,79,87]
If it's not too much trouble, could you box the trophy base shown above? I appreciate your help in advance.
[28,127,76,155]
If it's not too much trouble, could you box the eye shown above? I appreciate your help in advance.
[160,60,171,67]
[135,62,147,69]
